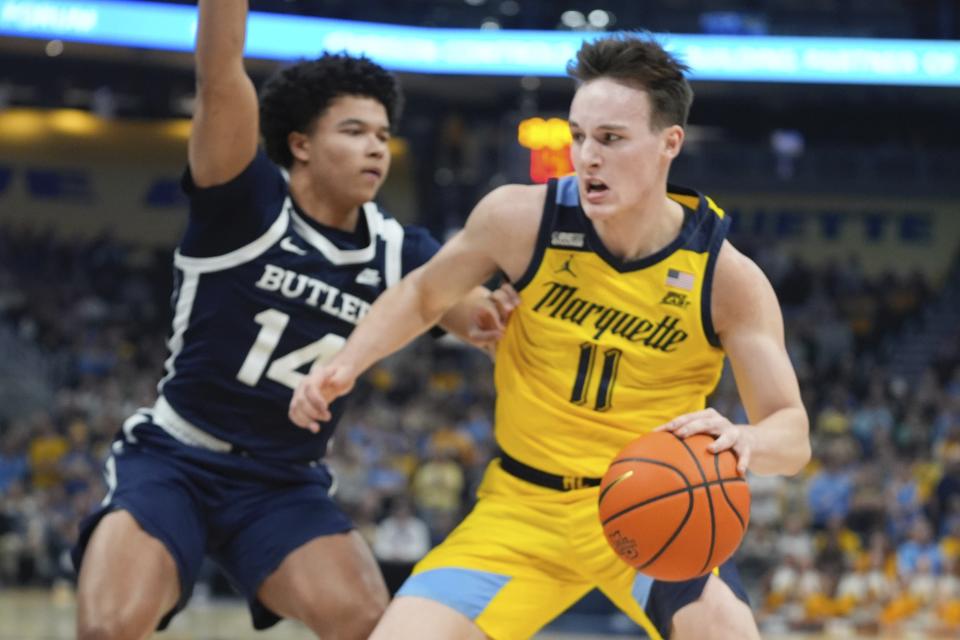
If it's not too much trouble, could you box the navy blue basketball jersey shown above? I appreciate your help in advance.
[128,151,439,462]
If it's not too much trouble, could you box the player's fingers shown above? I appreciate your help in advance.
[484,303,508,330]
[494,282,520,304]
[303,382,332,422]
[469,328,504,344]
[736,448,751,475]
[289,400,315,431]
[656,409,715,432]
[328,371,355,398]
[500,282,521,303]
[288,395,319,432]
[674,417,725,437]
[490,288,519,320]
[708,431,737,453]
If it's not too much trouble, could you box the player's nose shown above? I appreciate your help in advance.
[367,136,387,158]
[575,138,602,167]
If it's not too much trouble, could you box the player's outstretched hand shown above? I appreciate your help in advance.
[467,283,521,352]
[288,363,357,433]
[655,408,756,474]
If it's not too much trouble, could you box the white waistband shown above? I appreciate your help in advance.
[151,395,233,453]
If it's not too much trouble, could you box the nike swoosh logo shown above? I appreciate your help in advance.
[280,237,307,256]
[598,468,634,504]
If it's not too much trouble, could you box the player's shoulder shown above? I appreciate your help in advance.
[368,204,437,245]
[471,183,547,227]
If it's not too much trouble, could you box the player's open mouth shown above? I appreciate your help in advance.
[583,178,610,203]
[585,178,608,193]
[361,169,382,179]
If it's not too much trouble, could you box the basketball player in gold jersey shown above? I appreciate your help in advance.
[290,33,810,639]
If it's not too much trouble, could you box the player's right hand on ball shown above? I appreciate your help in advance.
[288,363,356,433]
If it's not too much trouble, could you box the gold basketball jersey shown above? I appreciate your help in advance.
[494,176,731,477]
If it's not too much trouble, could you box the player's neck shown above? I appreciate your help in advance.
[591,194,684,262]
[289,173,361,232]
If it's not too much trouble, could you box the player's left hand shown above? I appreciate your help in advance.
[655,408,755,474]
[467,282,521,354]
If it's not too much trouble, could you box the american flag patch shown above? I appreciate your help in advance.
[666,269,695,290]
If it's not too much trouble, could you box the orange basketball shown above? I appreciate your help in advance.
[598,431,750,581]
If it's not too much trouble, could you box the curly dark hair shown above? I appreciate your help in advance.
[567,33,693,130]
[259,53,402,167]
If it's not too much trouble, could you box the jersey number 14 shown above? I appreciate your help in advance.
[236,309,345,390]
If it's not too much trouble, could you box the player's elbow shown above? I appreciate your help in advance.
[782,410,811,476]
[784,440,812,477]
[408,268,453,325]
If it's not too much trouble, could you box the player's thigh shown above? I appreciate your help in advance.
[257,531,388,635]
[216,474,377,631]
[595,570,667,640]
[370,596,487,640]
[76,510,180,639]
[74,439,207,637]
[669,572,759,640]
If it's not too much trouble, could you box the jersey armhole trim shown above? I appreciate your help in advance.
[174,200,290,274]
[512,179,557,292]
[701,216,731,349]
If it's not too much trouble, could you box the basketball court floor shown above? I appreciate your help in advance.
[0,588,924,639]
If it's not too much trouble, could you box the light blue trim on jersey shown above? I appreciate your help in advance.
[632,572,654,609]
[397,568,511,621]
[174,201,291,273]
[556,176,580,207]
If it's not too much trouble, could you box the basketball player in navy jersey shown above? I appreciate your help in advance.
[70,3,517,639]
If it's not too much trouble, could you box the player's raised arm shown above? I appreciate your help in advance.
[289,184,542,429]
[188,0,259,187]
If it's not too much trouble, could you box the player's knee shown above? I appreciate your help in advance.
[341,603,386,639]
[299,583,387,639]
[302,599,384,640]
[77,614,153,640]
[685,599,759,640]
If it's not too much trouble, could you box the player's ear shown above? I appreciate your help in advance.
[288,131,310,163]
[662,125,684,159]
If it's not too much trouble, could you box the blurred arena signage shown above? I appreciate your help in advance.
[2,1,960,86]
[720,195,959,277]
[517,117,573,183]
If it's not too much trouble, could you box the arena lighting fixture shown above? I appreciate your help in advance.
[1,0,959,86]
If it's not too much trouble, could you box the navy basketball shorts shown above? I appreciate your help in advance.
[72,421,353,630]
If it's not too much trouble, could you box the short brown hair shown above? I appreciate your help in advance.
[567,33,693,130]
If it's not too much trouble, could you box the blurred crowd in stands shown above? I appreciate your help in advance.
[1,225,959,635]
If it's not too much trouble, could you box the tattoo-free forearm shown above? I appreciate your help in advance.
[743,407,810,476]
[195,1,248,84]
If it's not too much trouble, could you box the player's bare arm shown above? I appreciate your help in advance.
[433,283,521,352]
[189,0,259,188]
[289,183,544,430]
[658,241,810,476]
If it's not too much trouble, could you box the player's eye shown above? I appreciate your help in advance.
[602,133,622,143]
